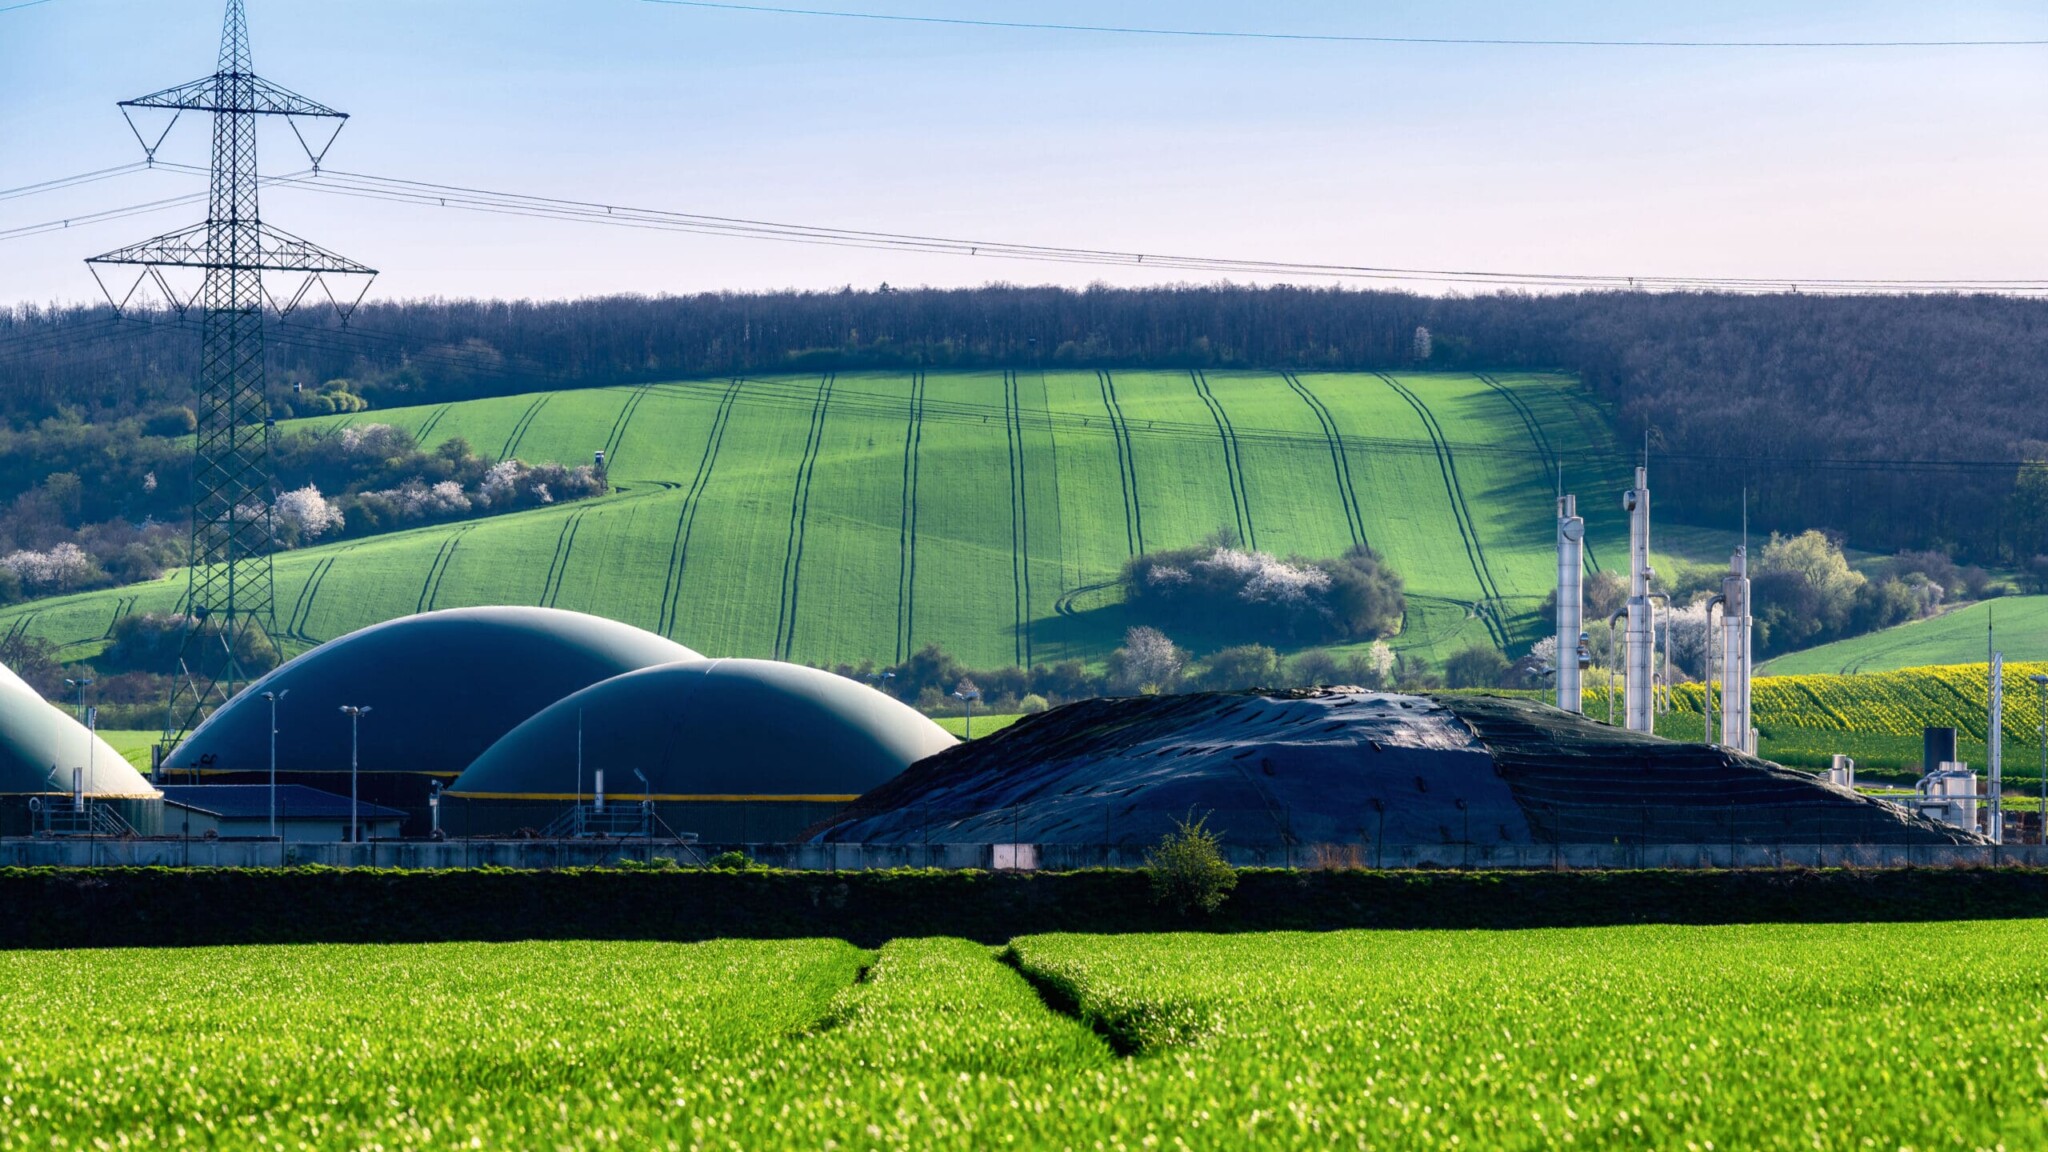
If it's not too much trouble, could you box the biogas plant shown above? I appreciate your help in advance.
[0,463,2022,869]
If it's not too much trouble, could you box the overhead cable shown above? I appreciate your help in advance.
[269,168,2048,296]
[0,162,152,204]
[639,0,2048,49]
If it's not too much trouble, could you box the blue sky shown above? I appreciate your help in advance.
[3,0,2046,305]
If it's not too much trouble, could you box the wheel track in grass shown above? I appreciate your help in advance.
[894,370,926,663]
[283,555,331,640]
[774,372,835,662]
[600,385,653,470]
[1190,369,1255,549]
[537,510,589,610]
[416,529,472,615]
[1095,369,1144,555]
[425,526,474,613]
[1280,371,1367,550]
[1003,369,1033,666]
[100,596,137,640]
[1375,372,1512,650]
[414,403,453,444]
[498,393,554,461]
[657,377,741,639]
[1478,371,1602,572]
[286,545,354,642]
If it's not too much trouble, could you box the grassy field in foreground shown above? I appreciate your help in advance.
[0,371,1709,670]
[5,924,2047,1148]
[1764,595,2048,675]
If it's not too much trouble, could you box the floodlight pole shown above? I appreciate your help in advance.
[65,677,94,793]
[339,705,370,844]
[2033,673,2048,844]
[262,689,287,845]
[952,688,981,739]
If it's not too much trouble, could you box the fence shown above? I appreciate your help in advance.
[5,837,2048,871]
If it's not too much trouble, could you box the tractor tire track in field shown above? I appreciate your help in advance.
[774,372,835,662]
[415,403,453,444]
[538,511,588,610]
[1003,369,1032,667]
[284,557,331,640]
[1375,372,1512,650]
[4,612,37,647]
[1095,370,1144,555]
[1190,370,1255,549]
[100,596,137,640]
[1478,371,1602,573]
[498,393,554,461]
[286,546,353,641]
[658,377,741,639]
[417,529,474,615]
[601,385,653,470]
[426,527,474,613]
[1281,371,1367,550]
[895,370,926,663]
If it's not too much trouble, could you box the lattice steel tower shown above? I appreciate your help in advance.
[87,0,374,758]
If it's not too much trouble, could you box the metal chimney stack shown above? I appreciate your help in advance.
[1720,546,1754,753]
[1623,467,1655,732]
[1556,495,1585,713]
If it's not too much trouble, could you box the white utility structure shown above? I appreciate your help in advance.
[1988,652,2005,843]
[1555,494,1587,714]
[1622,467,1655,733]
[1918,761,1981,833]
[1720,546,1756,754]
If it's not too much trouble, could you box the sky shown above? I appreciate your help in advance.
[2,0,2046,306]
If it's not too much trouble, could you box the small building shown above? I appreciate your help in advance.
[157,785,407,842]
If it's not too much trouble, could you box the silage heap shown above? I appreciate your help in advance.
[815,690,1974,849]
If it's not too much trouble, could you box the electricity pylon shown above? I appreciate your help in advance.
[86,0,375,766]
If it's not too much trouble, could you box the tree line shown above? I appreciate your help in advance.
[8,285,2048,560]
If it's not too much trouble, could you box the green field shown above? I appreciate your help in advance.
[6,924,2045,1148]
[1764,596,2048,675]
[0,371,1688,670]
[1658,659,2048,780]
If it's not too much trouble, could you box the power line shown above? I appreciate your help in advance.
[638,0,2048,49]
[0,162,151,204]
[263,168,2048,296]
[0,169,311,243]
[0,0,61,13]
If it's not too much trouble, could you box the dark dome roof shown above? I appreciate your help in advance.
[165,607,699,779]
[449,658,955,801]
[0,662,155,796]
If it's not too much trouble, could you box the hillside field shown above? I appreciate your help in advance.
[0,370,1724,671]
[4,924,2044,1148]
[1763,596,2048,675]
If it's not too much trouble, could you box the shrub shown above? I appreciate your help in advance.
[1145,810,1237,916]
[1444,644,1510,689]
[1017,693,1049,714]
[707,850,757,871]
[1123,540,1402,645]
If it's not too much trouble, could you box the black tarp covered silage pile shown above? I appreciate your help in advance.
[815,689,1977,849]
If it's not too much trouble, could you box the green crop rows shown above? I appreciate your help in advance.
[0,371,1660,669]
[4,924,2045,1148]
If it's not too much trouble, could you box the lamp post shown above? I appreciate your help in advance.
[261,690,288,847]
[2032,673,2048,845]
[64,677,94,794]
[951,685,981,740]
[338,705,371,844]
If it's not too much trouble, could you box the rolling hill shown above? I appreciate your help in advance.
[1762,597,2048,676]
[0,370,1697,671]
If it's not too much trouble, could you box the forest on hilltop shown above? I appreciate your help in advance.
[6,285,2048,561]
